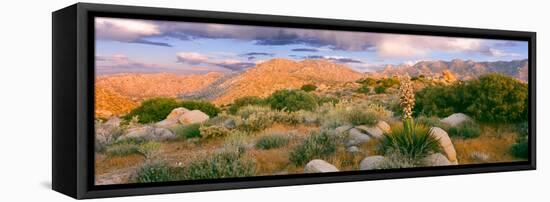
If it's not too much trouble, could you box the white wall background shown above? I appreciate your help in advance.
[0,0,547,201]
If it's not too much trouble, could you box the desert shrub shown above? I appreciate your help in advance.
[180,100,220,117]
[415,116,445,129]
[123,98,180,124]
[266,89,319,112]
[374,85,387,94]
[134,161,176,183]
[447,120,481,139]
[509,136,528,159]
[376,151,417,169]
[138,142,161,158]
[415,74,528,123]
[515,121,529,136]
[300,84,318,92]
[236,106,274,132]
[356,84,371,94]
[379,77,400,88]
[345,109,378,126]
[315,95,339,106]
[356,77,377,86]
[180,149,256,180]
[228,96,266,114]
[123,98,220,124]
[200,125,231,139]
[174,123,201,139]
[379,123,441,160]
[289,130,336,166]
[105,142,141,157]
[271,111,303,125]
[256,133,290,150]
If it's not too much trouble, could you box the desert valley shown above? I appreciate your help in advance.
[94,58,529,185]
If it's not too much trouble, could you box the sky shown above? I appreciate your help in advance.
[95,17,528,75]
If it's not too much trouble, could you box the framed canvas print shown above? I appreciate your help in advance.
[52,3,536,199]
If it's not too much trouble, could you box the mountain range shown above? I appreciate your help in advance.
[368,59,528,82]
[95,58,528,117]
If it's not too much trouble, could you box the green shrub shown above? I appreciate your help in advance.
[374,85,387,94]
[123,98,220,124]
[256,133,290,150]
[180,100,220,117]
[379,77,400,88]
[415,116,445,129]
[379,123,441,160]
[266,89,319,112]
[509,136,528,159]
[356,77,377,86]
[447,120,481,139]
[174,123,201,139]
[138,142,161,158]
[356,84,371,94]
[415,73,528,123]
[345,109,378,126]
[123,98,180,124]
[236,106,274,132]
[300,84,318,92]
[315,95,339,106]
[105,142,141,157]
[180,149,256,180]
[228,96,265,114]
[289,130,336,166]
[134,161,176,183]
[199,125,231,139]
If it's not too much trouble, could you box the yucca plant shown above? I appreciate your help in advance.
[379,124,440,160]
[379,75,440,161]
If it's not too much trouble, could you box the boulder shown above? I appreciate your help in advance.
[422,153,452,166]
[376,121,391,134]
[429,127,458,164]
[166,107,190,120]
[335,125,353,134]
[155,107,190,128]
[355,125,384,139]
[441,113,472,127]
[223,119,237,129]
[304,159,339,173]
[359,156,385,170]
[346,146,360,153]
[118,126,176,141]
[347,128,372,146]
[95,117,122,147]
[178,110,210,124]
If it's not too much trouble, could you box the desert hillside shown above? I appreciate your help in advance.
[96,72,223,101]
[95,86,137,118]
[182,58,365,105]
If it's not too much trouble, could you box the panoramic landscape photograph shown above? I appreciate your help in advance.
[94,17,529,185]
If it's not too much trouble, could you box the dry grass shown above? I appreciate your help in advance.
[95,153,145,175]
[453,124,521,164]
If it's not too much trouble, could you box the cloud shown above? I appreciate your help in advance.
[291,48,319,52]
[484,48,521,57]
[302,55,363,63]
[176,52,209,64]
[95,54,172,75]
[241,52,274,56]
[95,17,169,47]
[96,17,524,59]
[214,59,255,71]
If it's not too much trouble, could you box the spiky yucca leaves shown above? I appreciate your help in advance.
[379,123,441,161]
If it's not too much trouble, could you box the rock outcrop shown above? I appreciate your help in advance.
[429,127,458,164]
[359,156,385,170]
[178,110,210,124]
[422,153,452,166]
[118,126,176,141]
[441,113,472,127]
[304,159,339,173]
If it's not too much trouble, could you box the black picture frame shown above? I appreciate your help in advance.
[52,2,536,199]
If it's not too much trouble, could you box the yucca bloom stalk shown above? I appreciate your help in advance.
[399,74,415,134]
